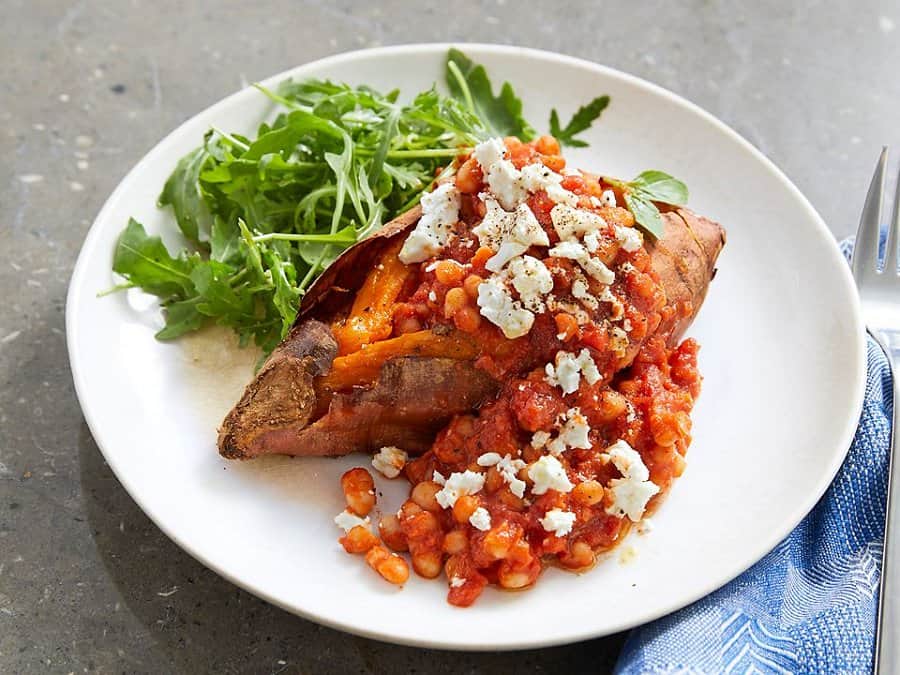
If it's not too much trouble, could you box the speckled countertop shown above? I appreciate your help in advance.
[2,1,899,672]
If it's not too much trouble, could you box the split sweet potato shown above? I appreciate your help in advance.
[218,204,724,460]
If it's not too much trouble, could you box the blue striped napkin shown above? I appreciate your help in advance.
[616,240,892,674]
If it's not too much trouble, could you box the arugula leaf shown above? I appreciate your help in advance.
[156,299,205,340]
[158,148,213,244]
[549,96,610,148]
[112,219,197,298]
[609,170,689,239]
[445,48,535,141]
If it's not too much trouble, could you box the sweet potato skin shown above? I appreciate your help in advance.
[217,203,724,460]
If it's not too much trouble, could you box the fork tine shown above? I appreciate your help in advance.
[886,162,900,275]
[852,146,888,280]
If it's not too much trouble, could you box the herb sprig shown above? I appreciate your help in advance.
[605,171,689,239]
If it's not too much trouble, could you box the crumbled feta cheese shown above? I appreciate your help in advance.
[531,430,552,449]
[477,275,534,339]
[615,225,642,252]
[371,446,408,479]
[623,318,632,332]
[519,163,579,207]
[398,183,461,263]
[589,195,603,208]
[548,238,615,284]
[472,138,507,173]
[495,454,527,498]
[550,203,607,241]
[486,159,527,209]
[472,196,516,250]
[546,296,592,325]
[528,455,574,495]
[334,511,371,532]
[480,202,549,272]
[637,517,654,535]
[583,230,601,253]
[435,470,486,509]
[571,276,599,310]
[609,326,629,357]
[432,470,446,486]
[545,348,601,394]
[428,290,437,302]
[469,507,492,531]
[476,452,503,467]
[539,508,577,537]
[598,286,625,320]
[449,575,466,588]
[602,440,660,521]
[600,189,617,207]
[545,408,591,456]
[507,255,553,312]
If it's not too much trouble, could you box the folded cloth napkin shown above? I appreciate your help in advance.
[616,239,893,675]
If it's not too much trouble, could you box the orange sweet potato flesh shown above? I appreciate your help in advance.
[217,204,724,460]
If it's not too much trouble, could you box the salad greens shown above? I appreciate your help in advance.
[109,48,681,356]
[605,171,690,239]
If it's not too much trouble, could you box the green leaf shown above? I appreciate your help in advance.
[445,48,535,140]
[190,261,254,319]
[549,96,610,148]
[631,170,688,205]
[156,299,205,339]
[112,218,196,298]
[623,193,665,239]
[210,217,241,265]
[158,148,213,244]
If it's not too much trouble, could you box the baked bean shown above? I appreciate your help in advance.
[341,468,375,516]
[572,479,605,506]
[411,481,442,512]
[412,551,443,579]
[379,514,408,552]
[471,246,494,269]
[595,390,627,423]
[559,540,595,570]
[452,495,480,525]
[498,556,541,589]
[463,274,483,298]
[395,314,422,335]
[540,155,565,173]
[455,157,483,194]
[435,260,466,286]
[535,135,561,155]
[554,313,579,342]
[453,306,482,333]
[340,525,379,554]
[442,529,469,555]
[443,287,468,318]
[365,545,410,585]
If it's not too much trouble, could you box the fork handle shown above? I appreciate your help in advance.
[874,331,899,675]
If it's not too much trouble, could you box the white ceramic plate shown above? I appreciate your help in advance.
[67,44,866,650]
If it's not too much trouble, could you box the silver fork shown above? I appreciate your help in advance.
[851,148,900,675]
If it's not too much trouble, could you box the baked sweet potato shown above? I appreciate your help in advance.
[218,201,724,460]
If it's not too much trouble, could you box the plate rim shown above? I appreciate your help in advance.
[66,42,868,651]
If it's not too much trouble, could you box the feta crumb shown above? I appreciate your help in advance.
[477,275,534,339]
[598,286,625,320]
[486,159,527,209]
[539,508,577,537]
[589,195,603,208]
[334,511,371,532]
[545,348,601,394]
[481,201,549,272]
[472,138,507,173]
[476,452,503,467]
[546,408,591,456]
[399,183,461,263]
[550,203,607,241]
[450,575,466,588]
[615,225,643,252]
[600,189,617,207]
[531,430,552,449]
[495,454,527,498]
[571,276,599,310]
[583,230,601,253]
[548,238,615,284]
[507,255,553,312]
[432,470,446,486]
[637,517,654,535]
[472,196,516,250]
[428,290,437,302]
[623,318,633,332]
[528,455,574,495]
[602,440,660,521]
[435,470,486,509]
[519,163,579,207]
[469,507,492,531]
[371,446,408,479]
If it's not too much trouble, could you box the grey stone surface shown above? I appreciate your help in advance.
[2,0,898,672]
